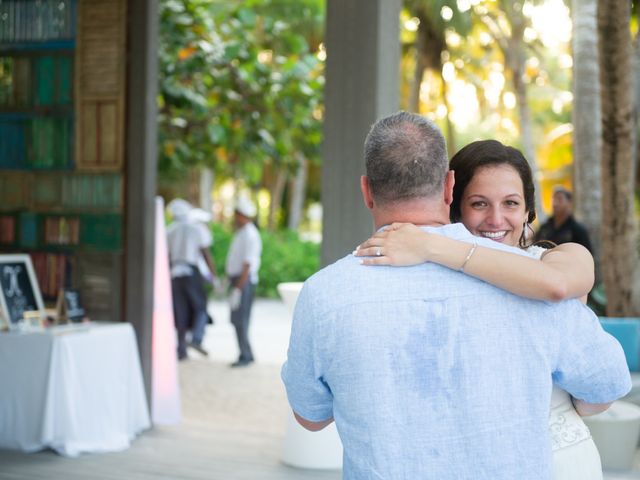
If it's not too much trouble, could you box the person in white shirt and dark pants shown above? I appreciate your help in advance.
[167,199,216,360]
[225,197,262,367]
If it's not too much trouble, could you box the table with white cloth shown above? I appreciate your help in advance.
[0,322,151,456]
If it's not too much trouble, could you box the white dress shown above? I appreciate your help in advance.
[549,387,602,479]
[527,245,603,480]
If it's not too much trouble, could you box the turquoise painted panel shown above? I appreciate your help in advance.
[600,318,640,372]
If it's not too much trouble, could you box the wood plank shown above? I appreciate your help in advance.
[75,0,125,171]
[98,101,117,167]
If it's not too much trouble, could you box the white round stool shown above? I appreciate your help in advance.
[583,400,640,470]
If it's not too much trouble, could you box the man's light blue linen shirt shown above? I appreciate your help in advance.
[281,223,631,480]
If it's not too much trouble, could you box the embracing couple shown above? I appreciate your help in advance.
[281,111,631,479]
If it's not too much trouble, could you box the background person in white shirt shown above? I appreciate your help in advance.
[167,199,216,360]
[225,197,262,367]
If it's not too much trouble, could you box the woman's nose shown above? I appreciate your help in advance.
[485,208,503,226]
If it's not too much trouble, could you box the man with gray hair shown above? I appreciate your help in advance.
[281,111,630,478]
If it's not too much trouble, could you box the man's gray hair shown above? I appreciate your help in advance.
[364,111,448,205]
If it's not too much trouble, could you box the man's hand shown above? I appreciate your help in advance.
[229,287,242,311]
[203,271,214,284]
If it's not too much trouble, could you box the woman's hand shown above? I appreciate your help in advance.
[354,223,432,266]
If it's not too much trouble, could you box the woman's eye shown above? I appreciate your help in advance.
[505,200,520,207]
[471,201,487,208]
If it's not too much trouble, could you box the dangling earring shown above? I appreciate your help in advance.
[519,222,528,248]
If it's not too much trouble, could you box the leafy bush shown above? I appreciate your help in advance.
[210,224,319,298]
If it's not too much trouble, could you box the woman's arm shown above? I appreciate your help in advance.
[355,223,594,302]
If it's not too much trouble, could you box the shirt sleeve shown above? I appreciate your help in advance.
[281,283,334,422]
[552,300,631,403]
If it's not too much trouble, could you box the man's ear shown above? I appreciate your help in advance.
[443,170,455,206]
[360,176,374,209]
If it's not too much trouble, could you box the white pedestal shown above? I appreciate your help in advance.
[281,410,343,470]
[278,282,343,470]
[584,401,640,470]
[277,282,304,313]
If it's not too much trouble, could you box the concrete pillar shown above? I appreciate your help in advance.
[320,0,401,266]
[125,0,159,405]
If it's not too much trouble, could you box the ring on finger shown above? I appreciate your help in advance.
[375,247,382,256]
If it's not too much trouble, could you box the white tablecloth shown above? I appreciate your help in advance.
[0,323,150,456]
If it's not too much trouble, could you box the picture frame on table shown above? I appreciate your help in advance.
[0,254,45,328]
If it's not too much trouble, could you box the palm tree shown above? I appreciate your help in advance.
[403,0,471,155]
[598,0,640,316]
[477,0,545,221]
[571,0,602,276]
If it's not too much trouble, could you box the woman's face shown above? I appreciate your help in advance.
[459,164,529,247]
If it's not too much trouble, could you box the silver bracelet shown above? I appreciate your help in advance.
[459,243,477,272]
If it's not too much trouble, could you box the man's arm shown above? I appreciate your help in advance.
[553,301,631,405]
[572,398,612,417]
[200,248,217,278]
[294,412,334,431]
[281,282,335,431]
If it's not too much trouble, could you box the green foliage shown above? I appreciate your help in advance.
[258,228,320,297]
[210,223,319,298]
[158,0,325,188]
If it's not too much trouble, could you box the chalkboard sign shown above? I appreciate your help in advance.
[56,288,86,323]
[0,254,45,325]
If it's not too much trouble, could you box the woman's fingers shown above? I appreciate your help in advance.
[387,222,410,231]
[355,246,385,258]
[355,236,385,253]
[358,255,391,266]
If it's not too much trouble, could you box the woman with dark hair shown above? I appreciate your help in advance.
[357,139,594,301]
[356,139,602,479]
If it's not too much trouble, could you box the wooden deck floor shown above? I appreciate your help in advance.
[0,426,340,480]
[0,360,341,480]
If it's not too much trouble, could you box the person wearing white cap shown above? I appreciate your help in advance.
[167,198,217,360]
[225,196,262,367]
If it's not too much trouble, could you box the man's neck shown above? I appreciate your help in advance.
[372,200,451,230]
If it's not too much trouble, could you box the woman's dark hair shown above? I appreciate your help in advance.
[449,139,536,248]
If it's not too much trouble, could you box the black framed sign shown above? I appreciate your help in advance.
[0,254,45,325]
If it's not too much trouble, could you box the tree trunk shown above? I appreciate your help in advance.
[287,155,308,231]
[511,57,545,223]
[572,0,602,279]
[187,168,200,206]
[501,2,545,222]
[440,69,456,156]
[409,19,429,113]
[634,32,640,190]
[598,0,640,316]
[267,168,287,231]
[199,167,214,212]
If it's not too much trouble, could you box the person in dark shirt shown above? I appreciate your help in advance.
[535,186,593,253]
